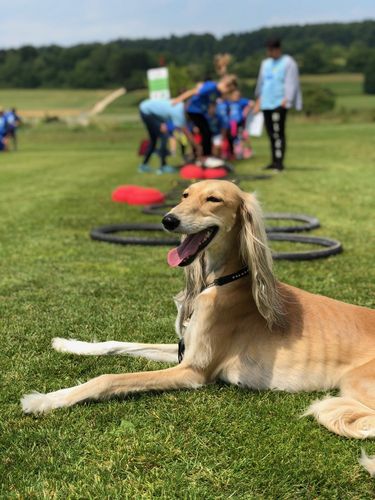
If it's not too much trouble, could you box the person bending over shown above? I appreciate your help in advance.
[174,75,238,157]
[138,99,197,174]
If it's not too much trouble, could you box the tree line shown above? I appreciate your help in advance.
[0,20,374,91]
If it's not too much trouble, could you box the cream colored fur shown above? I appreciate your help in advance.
[21,180,375,476]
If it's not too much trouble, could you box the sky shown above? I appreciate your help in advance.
[0,0,374,48]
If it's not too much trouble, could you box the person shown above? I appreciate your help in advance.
[206,102,227,157]
[174,74,238,157]
[254,38,302,171]
[228,90,253,159]
[0,109,9,152]
[5,108,21,150]
[138,98,196,174]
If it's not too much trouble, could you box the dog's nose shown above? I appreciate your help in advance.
[162,214,180,231]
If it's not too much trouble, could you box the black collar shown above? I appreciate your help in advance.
[205,266,249,289]
[178,266,249,364]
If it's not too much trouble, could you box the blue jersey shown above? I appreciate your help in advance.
[187,81,221,115]
[258,56,288,110]
[229,98,249,123]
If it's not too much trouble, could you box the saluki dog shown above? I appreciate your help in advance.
[22,180,375,473]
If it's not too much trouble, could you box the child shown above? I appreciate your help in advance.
[0,109,9,152]
[5,108,21,150]
[228,90,253,159]
[174,75,238,157]
[207,102,227,157]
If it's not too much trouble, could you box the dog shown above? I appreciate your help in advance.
[21,180,375,474]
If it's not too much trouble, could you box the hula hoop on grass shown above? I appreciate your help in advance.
[268,233,343,260]
[90,223,177,246]
[89,223,342,260]
[264,213,320,233]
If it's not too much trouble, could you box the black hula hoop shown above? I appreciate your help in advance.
[268,233,342,260]
[89,223,342,260]
[141,206,320,233]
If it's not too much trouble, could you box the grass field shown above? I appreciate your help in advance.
[0,86,375,498]
[1,73,375,120]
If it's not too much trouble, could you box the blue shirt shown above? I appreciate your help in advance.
[187,81,221,115]
[229,98,249,123]
[0,116,8,137]
[258,56,288,110]
[139,99,186,128]
[5,111,20,130]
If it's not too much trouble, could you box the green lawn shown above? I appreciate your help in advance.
[0,104,375,498]
[0,88,110,113]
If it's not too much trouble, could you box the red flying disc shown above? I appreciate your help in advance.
[203,167,229,179]
[180,164,205,179]
[112,185,166,205]
[180,164,229,180]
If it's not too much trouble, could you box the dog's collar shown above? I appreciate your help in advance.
[178,266,249,364]
[205,266,249,289]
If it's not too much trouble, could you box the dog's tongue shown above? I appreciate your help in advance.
[167,230,207,267]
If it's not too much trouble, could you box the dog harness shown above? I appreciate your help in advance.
[178,266,249,363]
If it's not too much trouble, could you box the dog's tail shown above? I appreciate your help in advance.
[304,396,375,476]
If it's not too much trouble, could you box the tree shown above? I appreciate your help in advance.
[363,51,375,95]
[168,64,194,97]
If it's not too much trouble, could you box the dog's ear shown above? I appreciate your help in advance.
[239,192,284,329]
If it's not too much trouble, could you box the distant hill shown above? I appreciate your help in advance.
[0,20,374,89]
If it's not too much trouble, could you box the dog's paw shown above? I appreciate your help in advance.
[21,392,54,414]
[52,337,80,353]
[21,387,73,414]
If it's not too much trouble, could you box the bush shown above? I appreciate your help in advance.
[363,52,375,95]
[302,84,336,115]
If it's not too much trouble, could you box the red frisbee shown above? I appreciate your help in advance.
[180,164,205,179]
[180,164,229,180]
[203,167,229,179]
[112,185,166,205]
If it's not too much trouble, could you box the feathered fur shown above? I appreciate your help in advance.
[21,180,375,478]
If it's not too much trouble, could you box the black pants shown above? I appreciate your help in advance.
[187,112,212,156]
[263,107,288,167]
[140,111,168,166]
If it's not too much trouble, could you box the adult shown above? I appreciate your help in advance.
[175,75,238,157]
[138,99,196,174]
[254,38,302,171]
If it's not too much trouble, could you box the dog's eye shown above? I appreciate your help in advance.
[182,193,189,198]
[206,196,222,203]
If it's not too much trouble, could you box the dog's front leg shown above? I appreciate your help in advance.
[21,365,205,415]
[52,337,178,363]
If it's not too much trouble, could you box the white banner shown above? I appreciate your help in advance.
[147,67,170,100]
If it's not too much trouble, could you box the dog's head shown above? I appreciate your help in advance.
[163,180,283,328]
[162,180,244,267]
